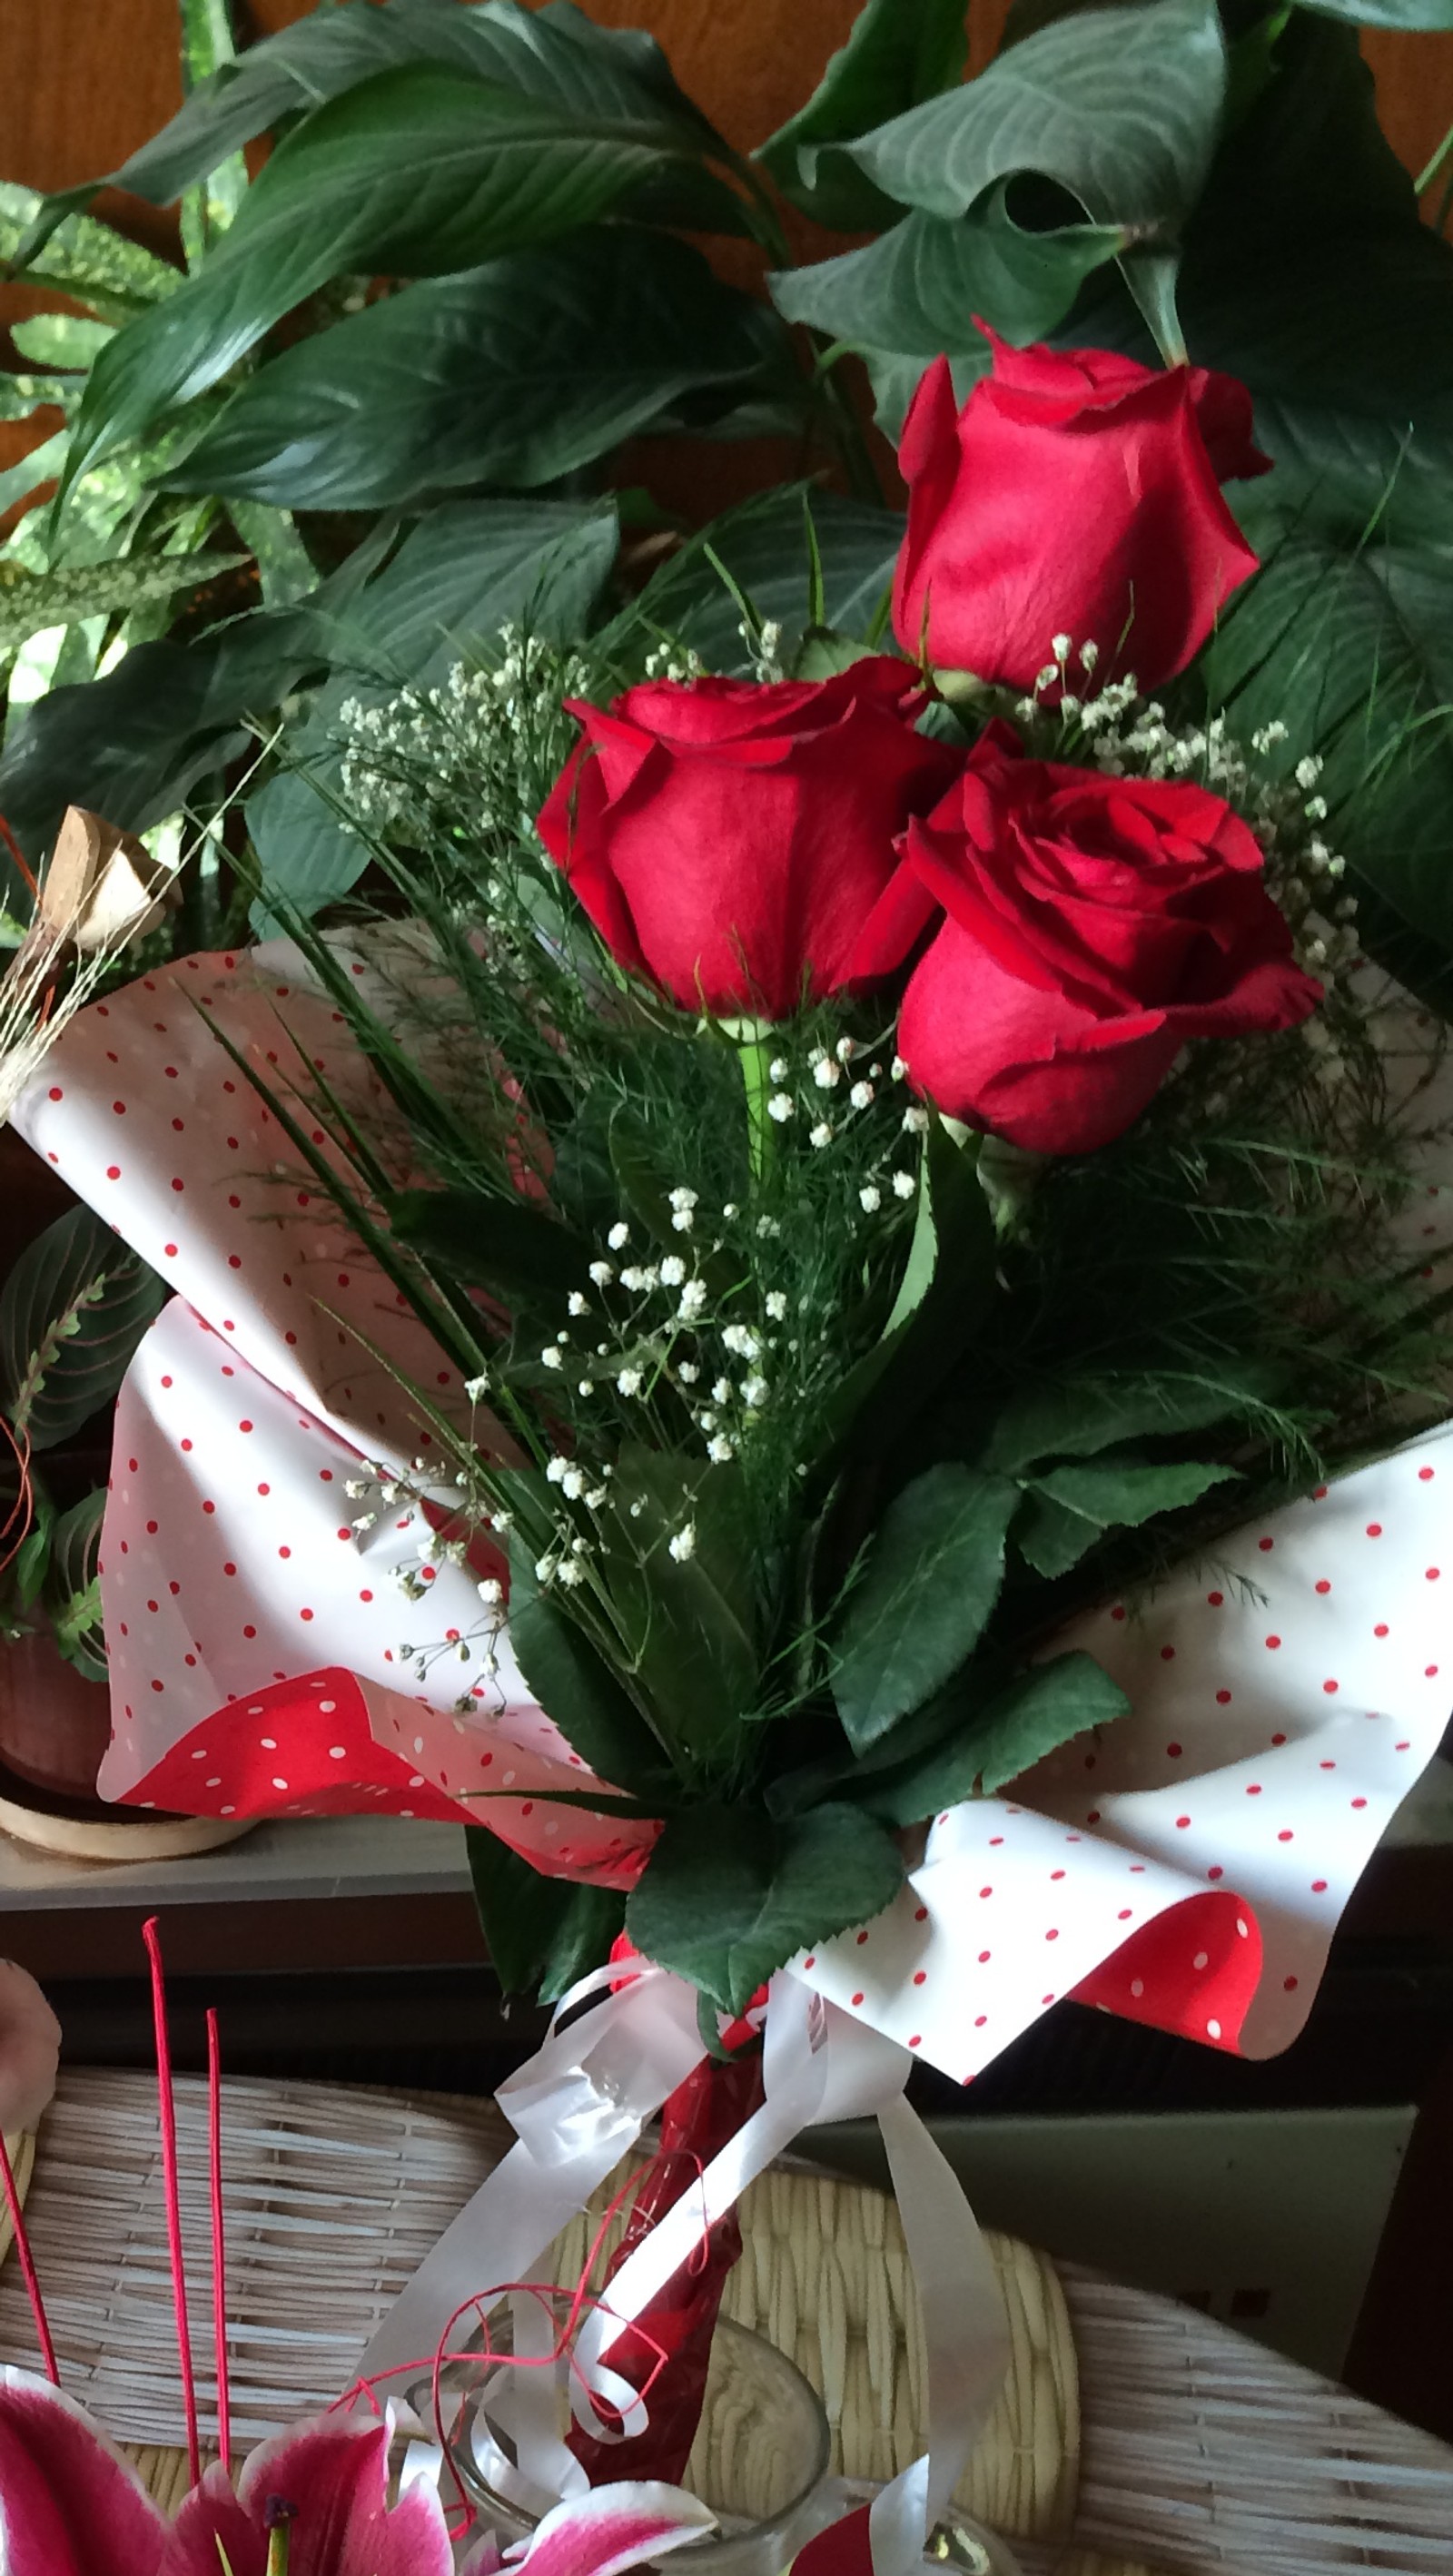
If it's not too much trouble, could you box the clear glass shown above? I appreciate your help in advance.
[421,2312,832,2576]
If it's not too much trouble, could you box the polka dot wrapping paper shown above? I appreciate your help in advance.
[13,946,1453,2087]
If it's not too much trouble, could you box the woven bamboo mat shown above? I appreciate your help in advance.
[0,2070,1075,2545]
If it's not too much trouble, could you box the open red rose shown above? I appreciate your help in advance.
[892,338,1270,693]
[536,662,960,1021]
[859,723,1321,1155]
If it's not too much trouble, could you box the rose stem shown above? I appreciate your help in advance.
[143,1917,201,2487]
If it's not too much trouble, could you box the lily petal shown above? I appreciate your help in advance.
[166,2413,454,2576]
[0,2364,169,2576]
[510,2481,716,2576]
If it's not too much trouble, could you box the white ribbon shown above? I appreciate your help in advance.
[351,1964,1010,2575]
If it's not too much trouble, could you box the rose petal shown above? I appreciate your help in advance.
[0,2365,168,2576]
[510,2480,716,2576]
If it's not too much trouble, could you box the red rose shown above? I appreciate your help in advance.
[892,339,1270,693]
[859,724,1320,1155]
[536,661,960,1021]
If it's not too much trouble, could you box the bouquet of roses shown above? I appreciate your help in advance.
[14,334,1453,2565]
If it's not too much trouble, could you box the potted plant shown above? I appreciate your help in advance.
[0,1202,164,1804]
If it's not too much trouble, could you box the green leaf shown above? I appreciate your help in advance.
[505,1536,671,1794]
[862,1650,1132,1822]
[1298,0,1453,22]
[162,231,782,511]
[9,316,114,372]
[1013,1490,1102,1580]
[386,1186,592,1306]
[30,0,736,229]
[627,1801,904,2014]
[832,1464,1019,1752]
[625,487,904,674]
[1024,1453,1238,1554]
[0,180,177,324]
[600,1447,759,1772]
[982,1373,1264,1475]
[0,549,247,654]
[179,0,250,267]
[249,497,618,923]
[0,594,331,866]
[847,0,1226,234]
[822,1118,997,1461]
[1202,526,1453,967]
[772,189,1125,361]
[64,58,734,489]
[756,0,971,231]
[44,1489,107,1677]
[0,1209,167,1452]
[467,1824,624,1999]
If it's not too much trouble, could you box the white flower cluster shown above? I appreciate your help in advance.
[336,627,594,842]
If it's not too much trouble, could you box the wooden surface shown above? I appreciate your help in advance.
[0,0,1448,218]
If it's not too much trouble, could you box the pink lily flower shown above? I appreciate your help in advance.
[0,2368,452,2573]
[462,2482,717,2574]
[0,2367,717,2576]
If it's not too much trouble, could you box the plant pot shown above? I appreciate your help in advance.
[0,1621,112,1801]
[0,1622,254,1862]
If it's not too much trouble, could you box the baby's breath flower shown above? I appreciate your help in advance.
[707,1434,736,1463]
[567,1290,588,1316]
[768,1056,790,1082]
[712,1377,732,1404]
[860,1183,883,1213]
[902,1105,929,1135]
[616,1365,645,1397]
[677,1360,699,1384]
[588,1261,615,1287]
[892,1170,917,1199]
[809,1122,833,1149]
[667,1523,697,1562]
[557,1559,586,1588]
[767,1091,796,1122]
[1295,755,1323,789]
[540,1347,562,1370]
[765,1290,787,1321]
[545,1456,570,1485]
[561,1467,586,1500]
[463,1375,489,1402]
[608,1221,631,1251]
[659,1254,687,1287]
[669,1189,698,1214]
[848,1080,875,1110]
[813,1056,842,1090]
[721,1324,760,1359]
[741,1375,769,1408]
[1052,632,1071,661]
[478,1577,504,1605]
[676,1278,708,1322]
[1079,640,1100,671]
[586,1485,608,1509]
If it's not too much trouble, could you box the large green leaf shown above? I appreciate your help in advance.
[163,232,782,511]
[0,1209,167,1452]
[625,487,904,674]
[505,1538,672,1795]
[982,1373,1264,1475]
[862,1650,1131,1823]
[756,0,970,231]
[25,0,738,234]
[1298,0,1453,22]
[831,1464,1019,1752]
[1203,525,1453,966]
[847,0,1226,240]
[0,595,331,868]
[627,1801,904,2014]
[466,1825,623,1999]
[773,190,1125,361]
[179,0,250,268]
[248,498,618,923]
[64,60,731,491]
[0,549,246,654]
